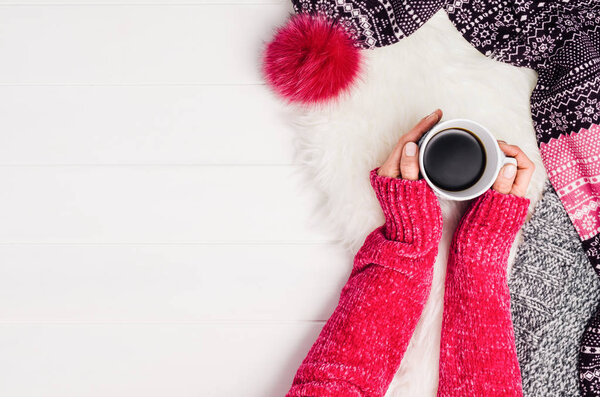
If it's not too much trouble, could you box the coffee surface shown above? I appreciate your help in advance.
[422,128,486,191]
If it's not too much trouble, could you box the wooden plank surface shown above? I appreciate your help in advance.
[0,322,322,397]
[0,4,292,84]
[0,85,293,165]
[0,2,339,397]
[0,244,350,321]
[0,165,335,243]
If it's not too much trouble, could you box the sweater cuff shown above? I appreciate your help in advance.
[370,168,442,245]
[452,189,529,264]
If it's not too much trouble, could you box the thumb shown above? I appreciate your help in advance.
[492,163,517,194]
[400,142,420,180]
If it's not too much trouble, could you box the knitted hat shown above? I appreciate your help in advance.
[262,0,444,104]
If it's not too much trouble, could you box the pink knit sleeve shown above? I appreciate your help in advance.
[287,169,442,397]
[437,189,529,397]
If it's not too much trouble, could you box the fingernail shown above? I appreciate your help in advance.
[404,142,417,156]
[427,110,439,120]
[503,164,517,178]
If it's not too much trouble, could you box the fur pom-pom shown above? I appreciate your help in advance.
[263,14,362,104]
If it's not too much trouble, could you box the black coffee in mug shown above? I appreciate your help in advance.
[422,128,486,191]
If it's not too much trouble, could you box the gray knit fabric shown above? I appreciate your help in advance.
[509,183,600,396]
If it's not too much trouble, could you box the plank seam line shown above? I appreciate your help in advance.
[0,83,267,87]
[0,3,284,6]
[0,320,328,324]
[0,241,341,246]
[0,164,297,167]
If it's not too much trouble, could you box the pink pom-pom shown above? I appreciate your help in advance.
[263,14,362,104]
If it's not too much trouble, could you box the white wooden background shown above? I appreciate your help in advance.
[0,2,351,396]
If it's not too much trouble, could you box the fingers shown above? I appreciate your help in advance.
[378,109,442,178]
[400,142,420,180]
[377,150,402,178]
[495,142,535,197]
[401,109,443,144]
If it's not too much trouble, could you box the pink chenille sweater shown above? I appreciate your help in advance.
[286,168,529,397]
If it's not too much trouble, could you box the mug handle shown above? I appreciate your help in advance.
[502,155,517,167]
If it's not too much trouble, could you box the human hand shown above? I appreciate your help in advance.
[491,142,535,197]
[377,109,443,180]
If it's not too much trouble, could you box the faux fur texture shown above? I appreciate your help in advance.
[286,10,548,397]
[263,14,362,104]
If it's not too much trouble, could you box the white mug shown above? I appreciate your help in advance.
[418,118,516,201]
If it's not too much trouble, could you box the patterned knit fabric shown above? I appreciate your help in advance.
[287,169,529,396]
[289,0,600,392]
[509,182,600,396]
[291,0,443,49]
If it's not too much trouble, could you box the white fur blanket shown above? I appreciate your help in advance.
[288,10,548,397]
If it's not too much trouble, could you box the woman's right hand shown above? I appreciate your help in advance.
[378,109,443,180]
[492,142,535,197]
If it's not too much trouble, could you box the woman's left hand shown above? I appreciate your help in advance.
[492,142,535,197]
[378,109,443,180]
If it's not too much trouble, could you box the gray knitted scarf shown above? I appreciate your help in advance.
[510,183,600,396]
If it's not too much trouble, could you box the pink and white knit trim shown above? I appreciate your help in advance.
[540,123,600,240]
